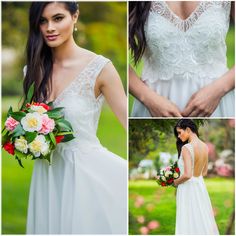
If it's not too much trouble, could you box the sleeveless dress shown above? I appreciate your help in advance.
[26,55,127,234]
[131,1,234,117]
[176,143,219,235]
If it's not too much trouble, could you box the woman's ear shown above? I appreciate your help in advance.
[73,10,79,23]
[186,127,191,134]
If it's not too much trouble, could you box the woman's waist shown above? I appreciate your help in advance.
[142,62,228,82]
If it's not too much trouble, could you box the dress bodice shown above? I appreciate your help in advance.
[52,55,110,148]
[142,1,231,83]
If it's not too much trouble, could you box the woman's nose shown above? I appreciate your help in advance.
[47,21,55,32]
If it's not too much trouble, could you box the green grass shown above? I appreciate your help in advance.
[129,178,235,235]
[2,96,127,234]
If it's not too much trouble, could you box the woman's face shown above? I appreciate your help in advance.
[39,3,78,48]
[176,127,189,142]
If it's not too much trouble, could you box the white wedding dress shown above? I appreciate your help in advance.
[132,1,234,117]
[26,55,127,234]
[176,143,219,235]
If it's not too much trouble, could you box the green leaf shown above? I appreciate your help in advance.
[49,132,56,146]
[44,153,51,163]
[56,131,74,136]
[10,111,26,122]
[47,109,64,119]
[27,83,35,102]
[2,132,10,145]
[25,132,37,143]
[47,101,54,107]
[12,124,25,138]
[15,149,27,159]
[7,106,13,117]
[15,155,24,168]
[61,134,75,142]
[57,119,73,131]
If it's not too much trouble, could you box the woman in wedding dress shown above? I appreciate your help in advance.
[129,1,235,117]
[24,2,127,234]
[173,119,219,235]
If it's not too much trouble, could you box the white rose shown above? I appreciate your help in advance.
[28,135,49,157]
[14,136,28,153]
[21,112,42,132]
[173,173,179,179]
[31,105,47,114]
[165,171,172,178]
[161,176,166,181]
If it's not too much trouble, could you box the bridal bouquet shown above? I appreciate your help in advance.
[2,84,75,167]
[156,161,180,187]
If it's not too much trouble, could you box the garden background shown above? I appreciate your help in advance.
[129,119,235,235]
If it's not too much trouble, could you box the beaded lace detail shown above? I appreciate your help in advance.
[142,1,231,82]
[150,1,231,32]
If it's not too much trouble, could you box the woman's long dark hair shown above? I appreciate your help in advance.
[174,119,199,158]
[23,2,78,102]
[129,1,151,65]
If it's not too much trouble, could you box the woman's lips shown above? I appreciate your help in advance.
[46,35,59,41]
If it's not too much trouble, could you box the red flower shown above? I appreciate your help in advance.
[3,142,15,155]
[32,102,51,111]
[40,103,51,111]
[26,103,31,108]
[175,167,180,173]
[161,182,166,186]
[167,178,174,184]
[55,136,64,144]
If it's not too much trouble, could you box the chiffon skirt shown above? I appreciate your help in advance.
[131,75,235,117]
[26,143,127,234]
[175,176,219,235]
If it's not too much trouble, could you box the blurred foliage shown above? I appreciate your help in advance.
[129,119,205,168]
[129,119,234,168]
[2,1,127,96]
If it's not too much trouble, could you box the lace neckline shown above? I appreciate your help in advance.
[150,1,208,32]
[164,1,202,22]
[47,55,100,104]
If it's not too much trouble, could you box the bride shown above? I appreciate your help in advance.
[173,119,219,234]
[129,1,235,117]
[24,2,127,234]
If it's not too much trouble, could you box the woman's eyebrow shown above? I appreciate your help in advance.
[41,13,65,19]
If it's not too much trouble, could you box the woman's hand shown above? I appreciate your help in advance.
[182,67,235,117]
[144,90,182,117]
[182,83,222,117]
[129,66,182,117]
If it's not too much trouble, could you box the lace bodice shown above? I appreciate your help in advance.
[142,1,231,83]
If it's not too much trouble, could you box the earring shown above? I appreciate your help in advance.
[74,24,78,32]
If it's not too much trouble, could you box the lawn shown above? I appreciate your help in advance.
[129,178,235,235]
[2,96,127,234]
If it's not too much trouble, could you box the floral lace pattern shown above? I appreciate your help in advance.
[142,1,231,82]
[53,55,110,107]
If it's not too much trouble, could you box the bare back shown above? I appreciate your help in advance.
[191,140,208,177]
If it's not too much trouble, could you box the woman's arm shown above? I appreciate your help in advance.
[174,147,193,186]
[129,66,182,117]
[182,67,235,117]
[96,63,127,129]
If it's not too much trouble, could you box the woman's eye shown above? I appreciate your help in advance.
[54,16,63,22]
[39,18,47,24]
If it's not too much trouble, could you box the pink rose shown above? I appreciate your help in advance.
[139,226,149,235]
[165,166,171,171]
[147,220,160,230]
[137,215,145,224]
[5,117,19,131]
[39,114,55,134]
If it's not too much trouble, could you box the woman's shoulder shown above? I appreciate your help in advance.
[77,48,110,63]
